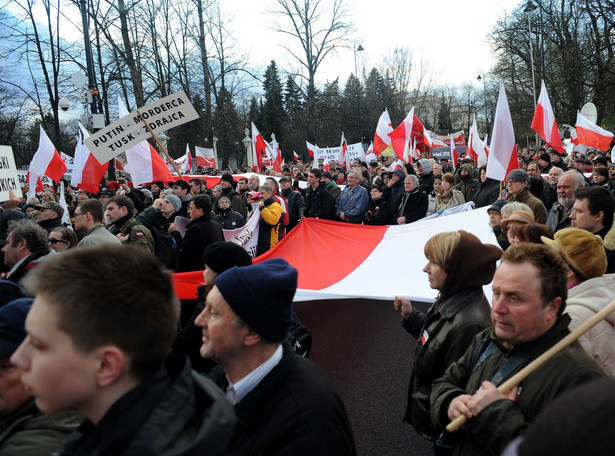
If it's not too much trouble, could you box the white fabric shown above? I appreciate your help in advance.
[486,81,516,181]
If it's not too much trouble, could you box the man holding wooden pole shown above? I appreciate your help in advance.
[430,243,605,456]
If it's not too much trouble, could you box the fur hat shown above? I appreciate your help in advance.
[541,227,607,280]
[215,258,296,342]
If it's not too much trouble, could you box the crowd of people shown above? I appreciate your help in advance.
[0,143,614,455]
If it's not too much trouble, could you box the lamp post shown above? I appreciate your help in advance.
[477,69,489,135]
[353,38,364,144]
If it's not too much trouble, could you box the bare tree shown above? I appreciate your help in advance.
[272,0,352,141]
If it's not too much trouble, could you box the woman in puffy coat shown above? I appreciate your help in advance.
[393,230,501,440]
[215,196,245,230]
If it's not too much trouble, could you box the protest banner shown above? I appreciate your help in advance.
[315,142,364,164]
[85,90,199,164]
[222,210,261,258]
[0,146,23,201]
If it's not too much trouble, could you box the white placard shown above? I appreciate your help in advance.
[0,146,23,201]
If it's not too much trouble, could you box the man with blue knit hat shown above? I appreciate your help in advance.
[195,258,356,455]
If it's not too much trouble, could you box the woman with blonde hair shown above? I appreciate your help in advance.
[393,230,501,440]
[436,173,465,212]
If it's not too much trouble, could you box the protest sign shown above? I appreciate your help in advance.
[85,90,199,164]
[0,146,23,201]
[223,210,261,258]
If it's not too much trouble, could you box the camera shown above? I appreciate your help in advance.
[59,98,70,112]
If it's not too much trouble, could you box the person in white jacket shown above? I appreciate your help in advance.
[542,227,615,376]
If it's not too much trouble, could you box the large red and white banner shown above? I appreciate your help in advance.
[173,206,497,303]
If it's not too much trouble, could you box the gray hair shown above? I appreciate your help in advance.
[560,170,586,189]
[347,169,362,180]
[501,202,533,217]
[7,219,49,252]
[405,174,419,186]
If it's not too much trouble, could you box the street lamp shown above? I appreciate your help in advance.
[477,69,489,135]
[353,38,364,144]
[524,1,539,147]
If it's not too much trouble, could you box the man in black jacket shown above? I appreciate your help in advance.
[10,246,234,456]
[304,168,335,220]
[279,177,304,231]
[195,258,356,456]
[170,194,223,272]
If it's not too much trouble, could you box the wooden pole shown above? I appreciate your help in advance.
[136,110,184,180]
[446,299,615,433]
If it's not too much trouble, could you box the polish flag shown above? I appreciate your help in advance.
[337,133,350,169]
[373,109,394,156]
[71,122,108,194]
[450,134,459,170]
[467,115,488,167]
[388,107,415,161]
[174,144,193,174]
[365,142,377,163]
[293,151,302,162]
[30,125,67,182]
[306,141,316,158]
[575,112,614,151]
[486,81,518,181]
[270,136,283,173]
[25,171,44,200]
[531,80,565,153]
[114,158,125,172]
[251,123,267,172]
[57,181,72,226]
[195,146,215,168]
[388,159,404,171]
[118,97,172,186]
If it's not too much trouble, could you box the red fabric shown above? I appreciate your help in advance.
[79,154,108,194]
[148,143,173,183]
[171,218,388,299]
[45,150,68,182]
[531,92,565,153]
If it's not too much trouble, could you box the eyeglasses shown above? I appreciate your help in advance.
[74,212,85,217]
[506,180,519,186]
[48,239,69,245]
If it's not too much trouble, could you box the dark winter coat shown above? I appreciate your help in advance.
[304,182,335,220]
[58,355,234,456]
[209,342,356,456]
[397,190,428,224]
[430,316,605,456]
[174,215,223,272]
[364,196,393,225]
[471,178,500,208]
[215,208,245,230]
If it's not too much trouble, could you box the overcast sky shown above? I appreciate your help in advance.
[228,0,523,88]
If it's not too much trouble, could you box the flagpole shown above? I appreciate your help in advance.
[136,110,184,179]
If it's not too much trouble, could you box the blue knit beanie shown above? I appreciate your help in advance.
[215,258,297,342]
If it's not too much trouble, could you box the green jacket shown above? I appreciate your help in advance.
[0,399,82,456]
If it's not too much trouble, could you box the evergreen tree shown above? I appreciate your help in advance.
[315,79,343,146]
[262,61,284,142]
[340,74,364,144]
[213,88,243,169]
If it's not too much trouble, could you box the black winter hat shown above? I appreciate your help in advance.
[202,241,252,274]
[220,173,235,185]
[215,258,296,342]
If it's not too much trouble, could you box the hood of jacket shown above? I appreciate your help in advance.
[567,274,615,326]
[418,159,432,174]
[439,230,502,301]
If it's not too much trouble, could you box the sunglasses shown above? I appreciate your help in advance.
[48,239,69,245]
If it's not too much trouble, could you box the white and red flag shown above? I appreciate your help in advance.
[30,125,67,182]
[71,122,108,194]
[531,80,565,153]
[195,146,215,168]
[174,144,192,174]
[337,133,350,170]
[574,112,614,151]
[118,97,172,186]
[306,141,316,158]
[373,109,394,156]
[270,136,283,173]
[388,107,415,161]
[486,81,518,181]
[467,115,488,167]
[251,123,268,172]
[450,134,459,170]
[293,151,302,162]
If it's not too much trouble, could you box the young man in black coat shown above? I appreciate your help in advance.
[169,194,223,272]
[195,258,356,456]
